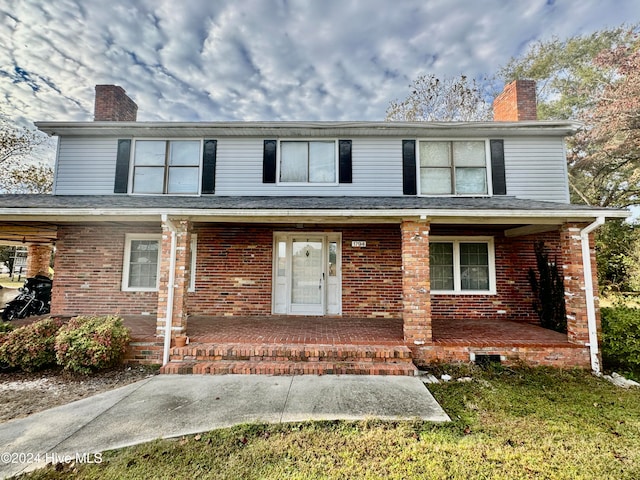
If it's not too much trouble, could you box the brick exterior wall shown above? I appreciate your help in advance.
[26,244,52,277]
[341,225,403,317]
[187,224,404,318]
[94,85,138,121]
[188,224,274,316]
[414,344,590,368]
[493,79,537,121]
[430,228,561,323]
[52,222,568,325]
[51,224,159,316]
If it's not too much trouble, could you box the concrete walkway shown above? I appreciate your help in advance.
[0,374,449,478]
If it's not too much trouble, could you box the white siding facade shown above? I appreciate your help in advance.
[53,134,570,203]
[54,137,119,195]
[503,137,570,203]
[215,138,403,196]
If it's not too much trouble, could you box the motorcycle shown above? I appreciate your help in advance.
[1,275,52,321]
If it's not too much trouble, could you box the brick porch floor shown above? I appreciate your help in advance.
[120,315,592,371]
[123,315,572,347]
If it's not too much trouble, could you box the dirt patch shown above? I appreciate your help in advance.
[0,365,159,423]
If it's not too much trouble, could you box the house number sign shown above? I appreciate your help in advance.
[351,241,367,247]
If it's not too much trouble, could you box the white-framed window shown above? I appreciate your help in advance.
[419,140,490,195]
[188,234,197,292]
[430,237,496,294]
[122,234,161,291]
[278,140,337,184]
[132,140,201,194]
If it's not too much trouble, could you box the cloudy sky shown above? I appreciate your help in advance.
[1,0,638,128]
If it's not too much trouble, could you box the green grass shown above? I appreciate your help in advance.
[0,274,24,289]
[19,367,640,479]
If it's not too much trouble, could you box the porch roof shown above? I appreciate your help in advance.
[0,194,627,224]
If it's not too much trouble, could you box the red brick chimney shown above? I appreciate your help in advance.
[94,85,138,121]
[493,80,537,121]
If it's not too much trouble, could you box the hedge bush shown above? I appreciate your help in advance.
[0,317,65,372]
[55,315,130,374]
[601,306,640,372]
[0,322,14,368]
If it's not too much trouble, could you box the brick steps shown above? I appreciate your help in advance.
[161,360,417,376]
[160,342,417,376]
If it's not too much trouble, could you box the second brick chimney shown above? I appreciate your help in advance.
[493,80,537,121]
[94,85,138,121]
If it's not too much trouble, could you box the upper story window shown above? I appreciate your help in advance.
[279,141,337,184]
[419,140,488,195]
[132,140,201,194]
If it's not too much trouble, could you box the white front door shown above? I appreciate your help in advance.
[273,233,341,315]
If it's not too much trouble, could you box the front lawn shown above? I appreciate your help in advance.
[20,367,640,479]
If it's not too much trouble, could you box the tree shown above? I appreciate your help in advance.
[0,113,53,194]
[500,25,640,293]
[0,115,46,165]
[499,24,640,207]
[385,74,493,122]
[569,44,640,208]
[499,25,638,121]
[0,163,53,194]
[0,246,16,273]
[596,219,640,292]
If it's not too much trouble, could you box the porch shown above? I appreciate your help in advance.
[124,315,588,374]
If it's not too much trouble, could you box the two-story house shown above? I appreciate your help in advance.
[0,81,628,375]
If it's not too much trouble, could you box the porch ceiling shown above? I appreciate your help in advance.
[0,222,57,245]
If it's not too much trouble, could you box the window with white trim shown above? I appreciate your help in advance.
[419,140,488,195]
[430,237,495,294]
[279,140,336,183]
[132,140,201,194]
[122,234,161,291]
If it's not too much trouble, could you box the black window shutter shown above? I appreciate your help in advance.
[490,139,507,195]
[114,139,131,193]
[263,140,277,183]
[338,140,352,183]
[402,140,417,195]
[201,139,217,194]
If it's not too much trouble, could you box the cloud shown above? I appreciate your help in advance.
[0,0,638,128]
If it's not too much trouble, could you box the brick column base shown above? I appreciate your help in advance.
[401,220,432,345]
[26,244,52,278]
[157,219,191,339]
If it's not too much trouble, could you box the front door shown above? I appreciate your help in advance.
[273,233,341,315]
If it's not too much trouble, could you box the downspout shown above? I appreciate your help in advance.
[162,215,177,366]
[580,216,605,375]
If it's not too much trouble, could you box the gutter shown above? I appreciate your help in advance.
[161,214,177,366]
[580,216,605,375]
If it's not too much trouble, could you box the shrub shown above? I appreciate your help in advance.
[528,241,567,333]
[55,315,131,374]
[0,322,14,333]
[0,317,65,372]
[601,306,640,372]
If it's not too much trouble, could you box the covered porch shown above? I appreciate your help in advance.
[124,314,586,373]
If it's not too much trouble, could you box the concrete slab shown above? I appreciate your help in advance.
[0,379,153,479]
[55,375,292,453]
[0,374,449,479]
[282,375,450,422]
